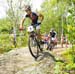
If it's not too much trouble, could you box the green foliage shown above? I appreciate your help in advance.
[65,63,75,71]
[0,34,14,53]
[41,0,75,42]
[0,18,29,53]
[55,47,75,74]
[54,62,64,74]
[0,33,28,54]
[16,34,28,47]
[0,18,12,33]
[54,46,75,74]
[0,16,31,53]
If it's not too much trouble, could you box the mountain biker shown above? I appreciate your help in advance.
[19,5,44,38]
[49,28,57,43]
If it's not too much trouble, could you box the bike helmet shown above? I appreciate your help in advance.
[25,5,31,11]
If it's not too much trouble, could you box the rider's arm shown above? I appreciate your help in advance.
[20,17,25,30]
[38,14,44,22]
[20,13,29,29]
[55,32,57,37]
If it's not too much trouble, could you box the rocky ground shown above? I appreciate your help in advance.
[0,44,71,74]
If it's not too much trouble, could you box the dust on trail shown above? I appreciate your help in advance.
[0,44,71,74]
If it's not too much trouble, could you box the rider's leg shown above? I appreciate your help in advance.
[36,25,41,39]
[36,25,43,51]
[36,25,45,40]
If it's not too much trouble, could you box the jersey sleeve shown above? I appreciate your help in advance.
[54,31,57,36]
[25,14,29,17]
[23,13,29,18]
[55,31,57,35]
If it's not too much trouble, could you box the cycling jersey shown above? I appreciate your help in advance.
[25,12,38,25]
[50,31,56,38]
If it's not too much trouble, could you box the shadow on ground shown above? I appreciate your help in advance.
[37,51,64,63]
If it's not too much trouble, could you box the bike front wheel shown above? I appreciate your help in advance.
[28,37,40,59]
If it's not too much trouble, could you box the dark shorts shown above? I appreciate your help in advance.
[31,23,41,30]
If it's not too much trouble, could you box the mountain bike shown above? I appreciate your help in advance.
[47,37,57,50]
[27,25,57,59]
[27,25,43,59]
